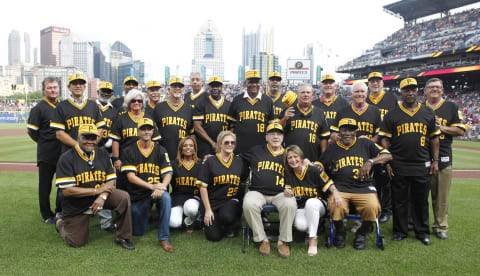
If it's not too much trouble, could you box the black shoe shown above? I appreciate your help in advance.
[43,217,55,225]
[353,233,366,250]
[435,232,448,240]
[333,232,346,249]
[224,225,235,238]
[104,225,116,233]
[379,213,391,224]
[417,236,431,245]
[116,239,135,250]
[408,223,414,231]
[392,233,407,241]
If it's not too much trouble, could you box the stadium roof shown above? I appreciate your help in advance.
[384,0,480,21]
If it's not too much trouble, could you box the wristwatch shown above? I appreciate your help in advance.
[100,194,107,200]
[367,159,374,165]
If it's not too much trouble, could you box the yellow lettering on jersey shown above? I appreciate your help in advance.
[122,128,138,138]
[66,116,95,130]
[205,113,227,124]
[175,176,198,187]
[324,111,337,120]
[396,122,427,136]
[136,163,160,175]
[238,111,265,122]
[213,174,241,186]
[357,121,374,135]
[161,116,187,128]
[290,120,318,132]
[335,156,365,170]
[257,161,285,176]
[75,170,106,186]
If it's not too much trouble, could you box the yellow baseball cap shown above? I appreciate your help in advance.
[146,80,162,89]
[99,81,113,91]
[169,77,184,87]
[268,72,282,80]
[69,74,86,84]
[400,78,418,89]
[246,70,261,80]
[368,72,383,81]
[281,90,297,107]
[137,118,154,129]
[208,76,223,85]
[321,74,335,83]
[338,118,358,130]
[123,76,138,85]
[266,122,283,133]
[78,124,98,136]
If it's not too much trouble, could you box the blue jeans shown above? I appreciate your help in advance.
[131,192,171,241]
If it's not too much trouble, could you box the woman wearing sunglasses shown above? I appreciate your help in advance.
[197,131,247,241]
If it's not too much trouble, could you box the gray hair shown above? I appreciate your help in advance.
[190,72,202,79]
[297,83,313,93]
[351,82,368,92]
[123,89,145,111]
[41,77,59,91]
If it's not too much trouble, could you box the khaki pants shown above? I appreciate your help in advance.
[431,166,452,233]
[328,192,380,222]
[58,189,132,247]
[243,191,297,242]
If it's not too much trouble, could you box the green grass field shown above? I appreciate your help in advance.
[0,172,478,275]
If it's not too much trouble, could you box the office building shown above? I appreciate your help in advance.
[8,30,21,65]
[40,26,71,66]
[24,32,31,64]
[192,18,224,80]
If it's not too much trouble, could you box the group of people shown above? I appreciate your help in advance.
[26,69,465,257]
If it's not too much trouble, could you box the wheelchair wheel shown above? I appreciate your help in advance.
[378,236,385,250]
[325,235,332,248]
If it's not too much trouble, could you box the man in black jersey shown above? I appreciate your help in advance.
[319,118,391,250]
[242,123,297,258]
[281,84,330,164]
[27,77,62,224]
[145,80,163,116]
[193,76,231,158]
[55,124,134,250]
[51,74,105,153]
[367,72,398,223]
[185,72,207,109]
[111,76,138,112]
[424,78,465,240]
[267,72,287,119]
[379,78,440,246]
[227,70,275,154]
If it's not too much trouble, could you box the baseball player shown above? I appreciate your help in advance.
[145,80,163,116]
[111,76,139,113]
[312,74,349,129]
[266,72,288,119]
[184,72,207,110]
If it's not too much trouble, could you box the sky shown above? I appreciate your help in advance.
[2,0,479,82]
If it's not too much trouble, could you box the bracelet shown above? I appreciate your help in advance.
[433,158,439,161]
[367,159,374,165]
[111,157,119,162]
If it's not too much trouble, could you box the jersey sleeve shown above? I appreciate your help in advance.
[120,147,137,174]
[330,112,341,132]
[152,125,161,141]
[368,140,390,158]
[51,104,66,131]
[373,107,382,135]
[192,99,205,121]
[227,97,238,123]
[450,103,466,130]
[55,153,76,188]
[196,157,212,188]
[152,105,164,134]
[27,105,41,131]
[313,166,333,193]
[102,150,116,182]
[158,146,173,176]
[379,112,393,139]
[266,100,275,123]
[94,105,106,129]
[317,114,331,139]
[427,109,441,138]
[109,116,122,141]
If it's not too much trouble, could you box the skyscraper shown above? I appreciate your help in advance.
[33,47,38,65]
[242,25,275,74]
[92,41,111,83]
[304,44,314,84]
[8,30,21,65]
[110,41,133,95]
[191,18,224,80]
[40,26,71,66]
[249,52,279,81]
[59,35,74,66]
[73,41,94,78]
[115,60,144,95]
[24,32,31,64]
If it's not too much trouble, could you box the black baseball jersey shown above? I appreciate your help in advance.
[197,154,247,210]
[56,145,116,218]
[121,142,173,202]
[51,98,105,152]
[227,93,275,154]
[319,138,388,193]
[111,97,125,113]
[110,112,160,158]
[97,102,118,149]
[282,104,330,163]
[267,92,288,119]
[426,99,466,170]
[152,100,193,160]
[171,159,202,197]
[312,96,350,127]
[184,90,208,110]
[379,103,441,176]
[331,104,381,139]
[366,90,398,120]
[27,98,61,165]
[193,96,231,157]
[145,102,156,117]
[241,144,286,196]
[284,165,332,208]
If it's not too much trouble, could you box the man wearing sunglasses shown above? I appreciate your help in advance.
[55,124,134,250]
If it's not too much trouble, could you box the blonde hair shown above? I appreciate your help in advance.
[284,145,304,172]
[216,130,236,153]
[176,136,198,164]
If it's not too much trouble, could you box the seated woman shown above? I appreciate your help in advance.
[197,131,247,242]
[284,145,337,256]
[169,136,202,232]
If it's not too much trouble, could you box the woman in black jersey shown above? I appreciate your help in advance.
[169,136,202,232]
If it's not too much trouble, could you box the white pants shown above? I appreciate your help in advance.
[169,198,200,228]
[294,198,326,238]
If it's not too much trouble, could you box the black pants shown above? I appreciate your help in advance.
[201,199,242,242]
[38,162,61,220]
[391,174,431,239]
[374,165,392,216]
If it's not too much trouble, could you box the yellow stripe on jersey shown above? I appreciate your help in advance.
[378,130,392,138]
[160,166,173,175]
[50,122,65,130]
[320,130,331,137]
[27,124,39,130]
[153,135,161,141]
[429,129,441,137]
[196,179,208,188]
[451,123,466,130]
[56,177,76,185]
[109,133,121,140]
[227,115,236,122]
[322,179,334,193]
[375,127,380,134]
[192,115,204,120]
[106,173,117,181]
[95,120,106,127]
[121,165,137,172]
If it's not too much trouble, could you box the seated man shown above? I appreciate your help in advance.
[242,123,297,258]
[55,124,134,250]
[319,118,392,250]
[121,118,174,253]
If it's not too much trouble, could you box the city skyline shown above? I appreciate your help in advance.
[3,0,480,83]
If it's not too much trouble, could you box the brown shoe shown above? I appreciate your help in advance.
[159,240,174,253]
[259,240,270,256]
[277,242,290,258]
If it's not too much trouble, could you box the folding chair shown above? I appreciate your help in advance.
[242,204,280,253]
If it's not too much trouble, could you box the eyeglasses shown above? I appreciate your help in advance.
[131,99,143,104]
[426,85,442,89]
[223,140,236,145]
[88,160,95,171]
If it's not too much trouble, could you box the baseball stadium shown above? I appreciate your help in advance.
[1,0,479,275]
